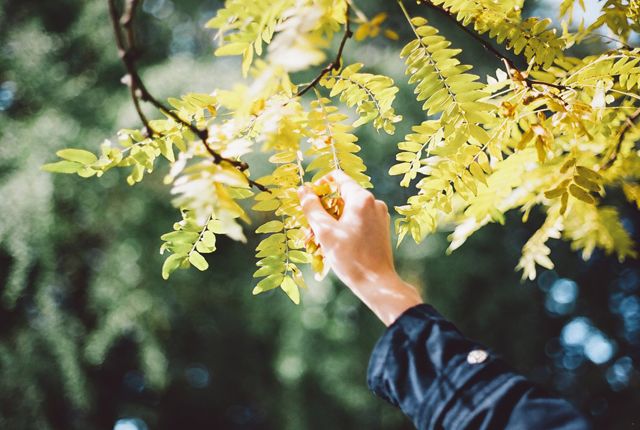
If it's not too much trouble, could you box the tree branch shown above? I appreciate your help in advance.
[603,107,640,169]
[107,0,268,192]
[421,0,569,92]
[296,4,352,97]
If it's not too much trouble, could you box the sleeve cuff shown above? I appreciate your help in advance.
[366,303,444,406]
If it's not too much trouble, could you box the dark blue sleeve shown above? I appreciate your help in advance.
[367,304,591,430]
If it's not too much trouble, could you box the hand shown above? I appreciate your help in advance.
[298,170,423,326]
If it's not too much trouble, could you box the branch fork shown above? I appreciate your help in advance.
[107,0,267,191]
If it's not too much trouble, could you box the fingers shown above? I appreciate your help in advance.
[323,169,368,202]
[314,170,391,218]
[297,186,337,242]
[375,199,389,216]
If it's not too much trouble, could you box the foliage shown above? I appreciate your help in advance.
[3,0,640,429]
[45,0,639,295]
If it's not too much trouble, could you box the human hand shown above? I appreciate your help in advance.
[298,170,423,326]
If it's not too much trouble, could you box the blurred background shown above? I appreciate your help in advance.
[1,0,639,428]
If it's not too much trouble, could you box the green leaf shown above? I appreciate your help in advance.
[200,230,217,248]
[56,148,98,164]
[257,233,286,250]
[162,253,185,280]
[207,219,225,234]
[188,251,209,271]
[161,231,200,243]
[41,160,82,174]
[253,274,284,295]
[253,264,284,278]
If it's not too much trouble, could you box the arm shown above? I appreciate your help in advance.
[298,170,591,430]
[297,170,423,326]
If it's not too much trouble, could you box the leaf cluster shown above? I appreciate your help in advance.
[44,0,640,302]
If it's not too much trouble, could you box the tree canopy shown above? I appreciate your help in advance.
[46,0,640,303]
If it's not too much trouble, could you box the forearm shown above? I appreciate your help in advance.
[350,271,423,326]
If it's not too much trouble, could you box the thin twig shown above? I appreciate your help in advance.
[296,4,352,97]
[580,32,633,51]
[603,107,640,169]
[107,0,268,192]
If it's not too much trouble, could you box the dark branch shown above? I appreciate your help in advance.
[296,4,352,97]
[106,0,268,192]
[603,107,640,169]
[422,1,570,92]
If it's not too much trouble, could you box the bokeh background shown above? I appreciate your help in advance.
[1,0,639,428]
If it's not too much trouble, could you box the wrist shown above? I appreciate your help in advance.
[351,270,424,326]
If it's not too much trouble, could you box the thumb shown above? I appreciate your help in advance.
[298,186,337,242]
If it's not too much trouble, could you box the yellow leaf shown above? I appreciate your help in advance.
[384,29,400,40]
[256,220,284,234]
[280,276,300,304]
[569,184,595,204]
[188,251,209,271]
[252,199,280,211]
[253,274,284,295]
[389,163,411,176]
[214,43,247,56]
[576,166,603,182]
[56,149,98,165]
[354,24,370,41]
[574,175,601,193]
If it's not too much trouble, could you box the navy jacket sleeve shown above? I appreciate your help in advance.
[367,304,591,430]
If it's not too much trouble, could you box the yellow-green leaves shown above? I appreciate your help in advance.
[253,221,309,304]
[251,102,309,304]
[55,149,98,164]
[280,276,300,304]
[253,214,310,304]
[392,14,496,250]
[321,63,402,134]
[188,251,209,271]
[623,182,640,209]
[389,120,440,187]
[47,0,640,297]
[42,148,100,177]
[306,96,371,187]
[583,1,640,43]
[160,211,222,279]
[564,204,637,262]
[517,212,564,281]
[207,0,293,75]
[251,94,374,303]
[561,50,640,92]
[42,160,85,174]
[545,164,604,213]
[353,12,399,42]
[44,92,223,186]
[401,17,489,120]
[255,220,284,234]
[430,0,566,68]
